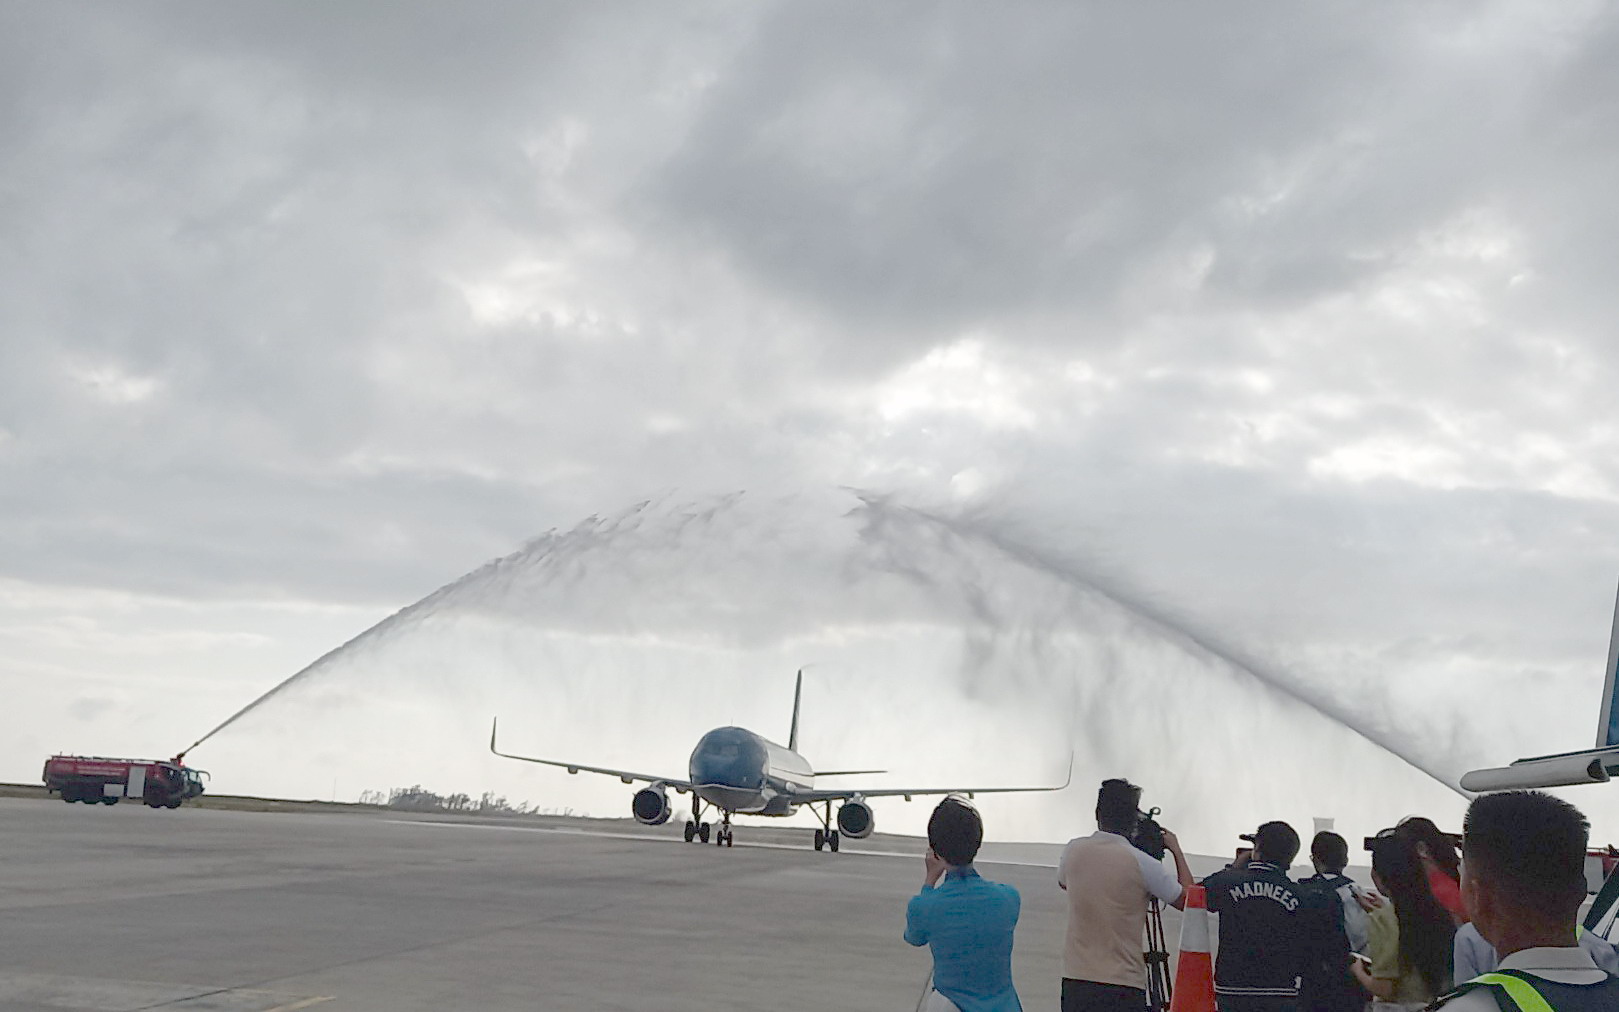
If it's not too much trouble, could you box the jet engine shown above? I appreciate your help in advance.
[631,786,673,826]
[836,799,874,839]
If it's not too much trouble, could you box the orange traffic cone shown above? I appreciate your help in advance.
[1170,885,1217,1012]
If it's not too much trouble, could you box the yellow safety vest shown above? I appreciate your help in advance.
[1463,973,1555,1012]
[1437,968,1619,1012]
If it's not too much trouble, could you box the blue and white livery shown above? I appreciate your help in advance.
[491,670,1071,852]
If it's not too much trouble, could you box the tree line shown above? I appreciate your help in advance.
[353,785,578,817]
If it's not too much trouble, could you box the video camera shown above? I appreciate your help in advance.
[1363,827,1462,852]
[1130,806,1167,861]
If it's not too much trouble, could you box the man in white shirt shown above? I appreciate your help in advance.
[1453,920,1619,980]
[1058,779,1194,1012]
[1431,790,1619,1012]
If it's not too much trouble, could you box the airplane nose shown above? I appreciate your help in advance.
[691,757,759,789]
[688,734,767,791]
[698,785,758,810]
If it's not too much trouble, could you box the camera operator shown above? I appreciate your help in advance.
[1202,821,1335,1012]
[1058,779,1194,1012]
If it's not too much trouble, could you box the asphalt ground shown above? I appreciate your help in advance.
[0,797,1183,1011]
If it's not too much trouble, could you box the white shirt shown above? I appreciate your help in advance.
[1438,945,1611,1012]
[1453,922,1619,980]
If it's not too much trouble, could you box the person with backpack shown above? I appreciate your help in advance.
[1301,832,1369,952]
[1298,831,1369,1012]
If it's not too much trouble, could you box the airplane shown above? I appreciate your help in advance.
[1462,575,1619,794]
[490,669,1072,852]
[1459,576,1619,934]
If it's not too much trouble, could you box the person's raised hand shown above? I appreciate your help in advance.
[1161,828,1183,854]
[924,848,948,887]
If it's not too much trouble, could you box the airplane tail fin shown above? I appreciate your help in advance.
[788,668,803,753]
[1599,576,1619,748]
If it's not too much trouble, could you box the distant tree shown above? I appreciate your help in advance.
[372,785,542,815]
[388,785,447,811]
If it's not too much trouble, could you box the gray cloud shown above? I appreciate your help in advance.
[4,2,1619,839]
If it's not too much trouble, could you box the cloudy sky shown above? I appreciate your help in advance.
[5,2,1619,850]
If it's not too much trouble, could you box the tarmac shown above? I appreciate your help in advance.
[0,796,1183,1011]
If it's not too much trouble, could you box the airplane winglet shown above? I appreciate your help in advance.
[788,668,803,753]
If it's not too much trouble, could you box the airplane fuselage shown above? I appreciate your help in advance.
[688,726,813,816]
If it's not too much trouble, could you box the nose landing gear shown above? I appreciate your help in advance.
[683,799,733,847]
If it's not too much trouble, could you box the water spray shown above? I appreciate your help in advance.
[179,490,1474,838]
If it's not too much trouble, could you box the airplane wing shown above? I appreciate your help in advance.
[489,719,694,790]
[787,753,1073,803]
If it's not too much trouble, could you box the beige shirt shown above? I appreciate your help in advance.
[1058,830,1184,989]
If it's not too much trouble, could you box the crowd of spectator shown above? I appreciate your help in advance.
[904,783,1618,1012]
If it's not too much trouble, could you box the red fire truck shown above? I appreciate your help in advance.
[43,755,208,808]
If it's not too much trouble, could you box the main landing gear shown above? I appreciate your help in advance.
[681,799,734,848]
[812,801,841,853]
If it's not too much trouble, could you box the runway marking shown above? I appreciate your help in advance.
[381,818,892,857]
[0,971,332,1012]
[378,818,1063,868]
[259,998,333,1012]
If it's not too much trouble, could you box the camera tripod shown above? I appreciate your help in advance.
[1144,897,1173,1012]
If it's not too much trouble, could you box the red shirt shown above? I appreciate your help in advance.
[1426,864,1467,922]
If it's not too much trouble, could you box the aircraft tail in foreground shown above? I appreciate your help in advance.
[1460,577,1619,792]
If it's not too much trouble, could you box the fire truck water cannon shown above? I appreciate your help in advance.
[43,754,209,809]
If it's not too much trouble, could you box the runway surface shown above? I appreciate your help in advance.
[0,798,1180,1011]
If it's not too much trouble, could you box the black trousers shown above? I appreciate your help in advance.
[1060,978,1149,1012]
[1216,996,1300,1012]
[1299,980,1366,1012]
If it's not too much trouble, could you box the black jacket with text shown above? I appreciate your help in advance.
[1202,861,1335,999]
